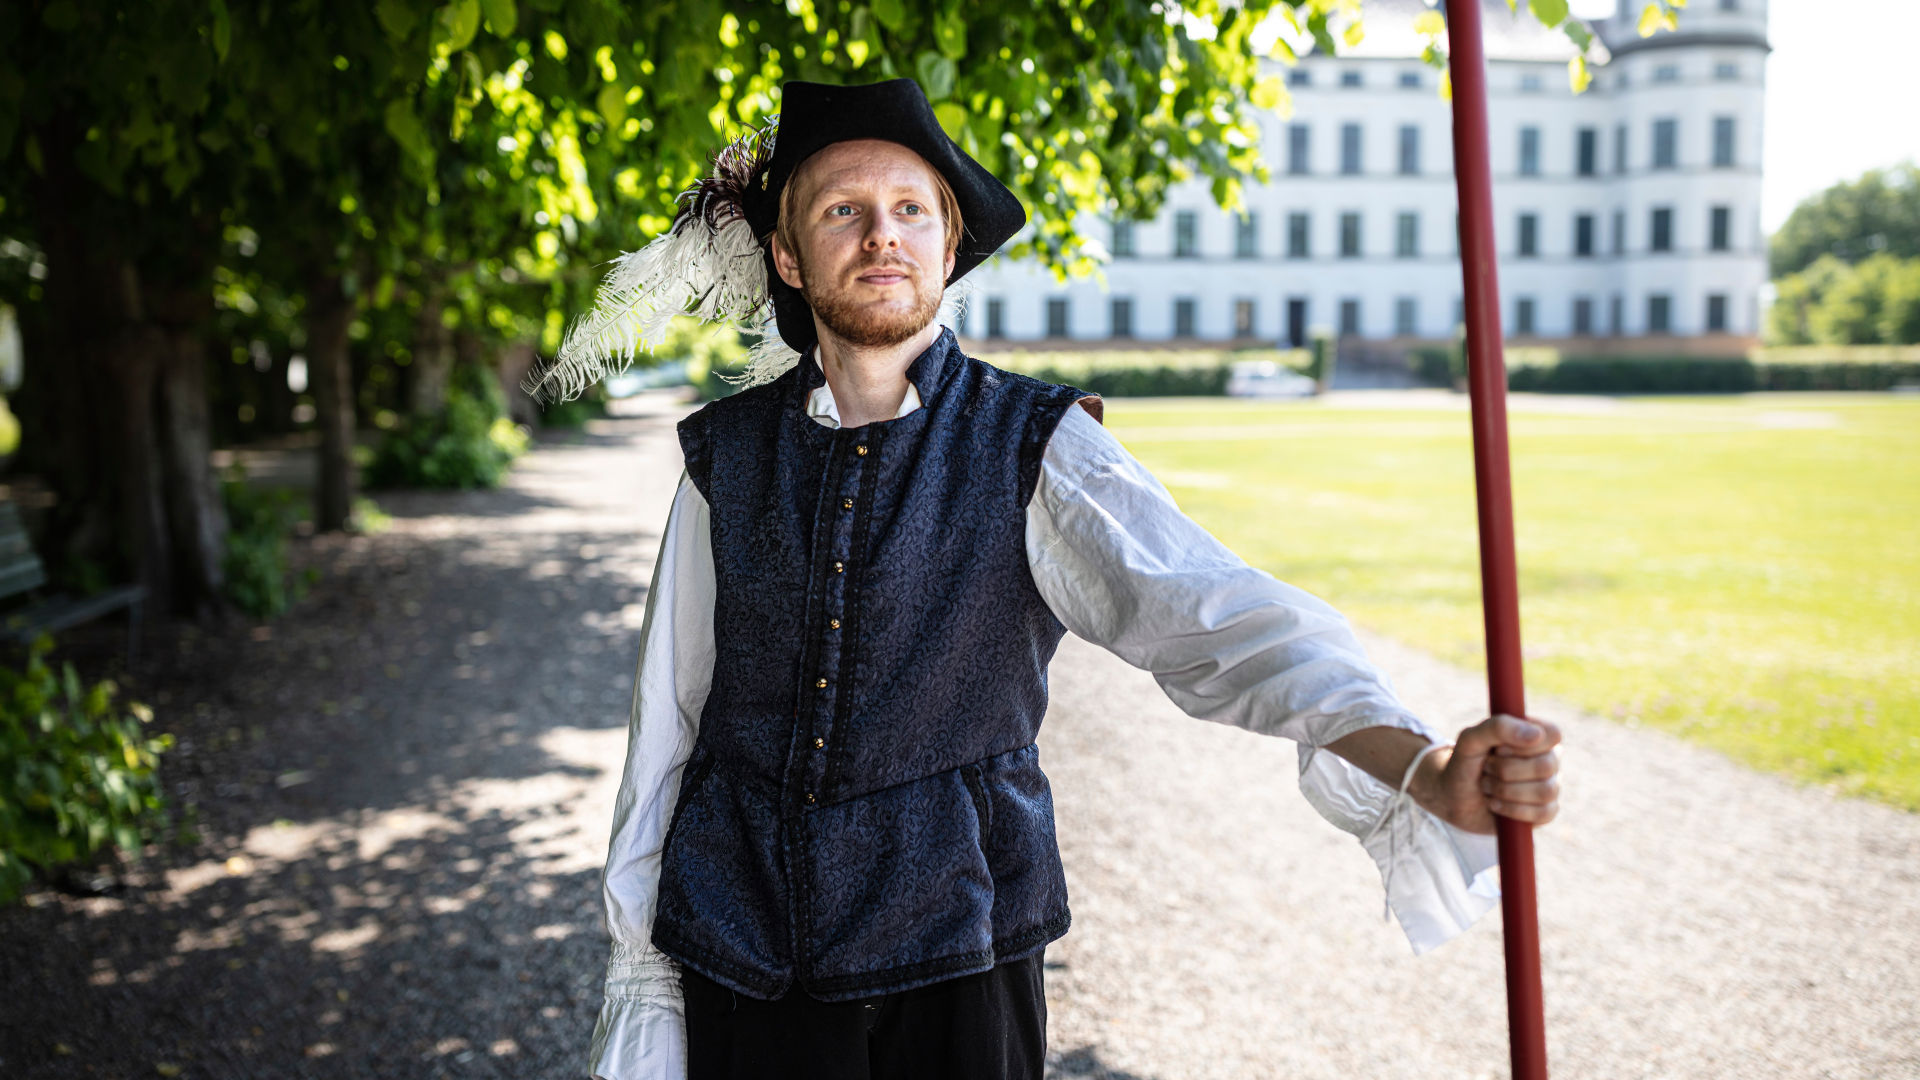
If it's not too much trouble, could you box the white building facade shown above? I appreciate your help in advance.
[960,0,1770,351]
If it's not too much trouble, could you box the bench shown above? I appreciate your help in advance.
[0,501,145,669]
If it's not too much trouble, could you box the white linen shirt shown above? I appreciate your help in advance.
[587,355,1500,1080]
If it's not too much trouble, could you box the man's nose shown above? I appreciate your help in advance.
[863,212,901,250]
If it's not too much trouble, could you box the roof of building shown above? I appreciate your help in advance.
[1315,0,1610,65]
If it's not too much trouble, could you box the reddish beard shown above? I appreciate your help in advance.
[796,251,944,348]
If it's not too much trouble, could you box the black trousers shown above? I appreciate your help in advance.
[681,950,1048,1080]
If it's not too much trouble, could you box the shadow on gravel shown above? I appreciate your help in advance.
[0,440,675,1077]
[1048,1044,1165,1080]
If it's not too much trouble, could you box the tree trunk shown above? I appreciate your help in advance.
[152,304,230,620]
[306,270,358,533]
[408,287,453,417]
[16,116,230,619]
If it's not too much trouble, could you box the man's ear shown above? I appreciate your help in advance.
[942,246,956,283]
[771,232,805,291]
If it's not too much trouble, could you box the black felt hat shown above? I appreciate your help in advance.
[740,79,1027,355]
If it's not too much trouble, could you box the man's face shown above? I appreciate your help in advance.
[771,139,957,349]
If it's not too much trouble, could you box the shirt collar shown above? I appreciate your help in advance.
[805,360,922,428]
[800,325,958,429]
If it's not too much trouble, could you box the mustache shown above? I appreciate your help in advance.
[851,258,916,276]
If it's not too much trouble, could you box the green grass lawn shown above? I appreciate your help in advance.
[1101,392,1920,810]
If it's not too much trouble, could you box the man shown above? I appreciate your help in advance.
[560,79,1561,1080]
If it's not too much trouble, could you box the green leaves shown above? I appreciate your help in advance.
[208,0,232,63]
[376,0,419,41]
[915,51,957,101]
[934,102,967,142]
[932,7,967,60]
[1528,0,1569,27]
[870,0,907,33]
[479,0,518,37]
[438,0,482,53]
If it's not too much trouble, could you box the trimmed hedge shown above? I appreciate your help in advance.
[1505,356,1920,393]
[989,347,1306,397]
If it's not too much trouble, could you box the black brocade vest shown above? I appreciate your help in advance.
[654,328,1093,1001]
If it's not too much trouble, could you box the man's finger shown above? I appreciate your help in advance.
[1485,750,1558,781]
[1481,777,1559,805]
[1455,712,1557,759]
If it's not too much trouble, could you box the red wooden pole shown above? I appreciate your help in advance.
[1443,2,1548,1078]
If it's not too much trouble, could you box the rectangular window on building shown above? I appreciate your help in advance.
[1516,296,1536,336]
[1720,0,1739,9]
[1575,213,1595,257]
[1287,212,1310,258]
[1573,296,1594,336]
[1234,298,1256,337]
[1339,298,1361,336]
[987,297,1005,339]
[1518,212,1539,257]
[1710,205,1731,251]
[1652,118,1678,169]
[1399,70,1422,89]
[1519,126,1541,176]
[1288,123,1311,174]
[1394,296,1418,336]
[1341,123,1363,174]
[1654,64,1679,83]
[1647,293,1672,334]
[1396,211,1419,258]
[1046,297,1070,338]
[1174,297,1197,337]
[1341,69,1363,88]
[1713,116,1736,167]
[1650,206,1673,253]
[1175,210,1198,257]
[1289,69,1311,87]
[1339,211,1362,257]
[1614,123,1628,174]
[1286,297,1308,347]
[1235,212,1258,258]
[1714,62,1740,80]
[1111,220,1135,258]
[1577,127,1598,176]
[1399,124,1420,175]
[1110,297,1133,338]
[1454,297,1465,330]
[1612,209,1625,254]
[1520,73,1543,92]
[1609,293,1623,335]
[1706,293,1729,332]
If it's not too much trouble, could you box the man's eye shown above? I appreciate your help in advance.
[829,206,855,217]
[902,204,923,214]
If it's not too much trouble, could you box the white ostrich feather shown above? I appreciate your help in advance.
[522,209,770,406]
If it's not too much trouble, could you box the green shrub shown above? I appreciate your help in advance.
[366,362,530,490]
[0,635,175,904]
[1755,361,1920,391]
[538,393,607,429]
[220,469,307,620]
[1508,356,1760,393]
[1018,363,1230,397]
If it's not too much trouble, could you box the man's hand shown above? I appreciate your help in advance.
[1413,713,1562,835]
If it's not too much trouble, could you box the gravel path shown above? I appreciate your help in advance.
[3,390,1914,1079]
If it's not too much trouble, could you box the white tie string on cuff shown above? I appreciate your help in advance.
[1358,740,1454,923]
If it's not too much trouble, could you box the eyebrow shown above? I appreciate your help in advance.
[809,181,936,205]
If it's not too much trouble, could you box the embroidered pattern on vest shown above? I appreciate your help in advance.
[655,328,1090,1001]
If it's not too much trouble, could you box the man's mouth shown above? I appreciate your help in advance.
[857,268,910,285]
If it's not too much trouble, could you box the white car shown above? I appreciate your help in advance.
[1226,359,1317,398]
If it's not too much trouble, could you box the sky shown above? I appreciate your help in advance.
[1570,0,1920,232]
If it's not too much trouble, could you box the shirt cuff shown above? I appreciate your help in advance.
[1295,720,1502,954]
[587,941,687,1080]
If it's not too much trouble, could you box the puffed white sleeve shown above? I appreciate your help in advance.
[1025,402,1499,954]
[588,468,715,1080]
